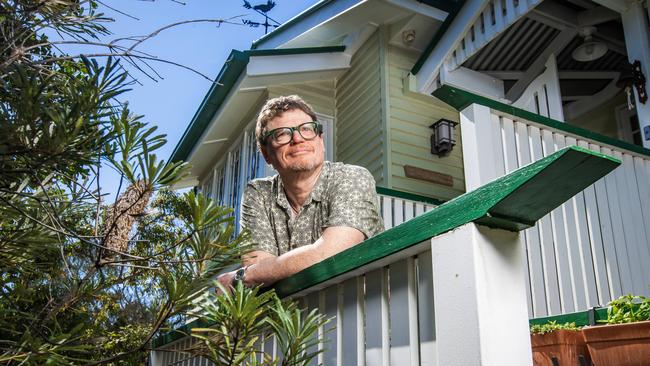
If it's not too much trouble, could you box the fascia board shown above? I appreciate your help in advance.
[412,0,482,94]
[247,52,351,76]
[384,0,448,20]
[251,0,364,50]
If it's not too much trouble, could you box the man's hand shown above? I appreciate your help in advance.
[215,270,236,295]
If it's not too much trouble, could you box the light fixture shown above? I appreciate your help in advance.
[402,29,416,45]
[572,26,608,62]
[429,118,458,157]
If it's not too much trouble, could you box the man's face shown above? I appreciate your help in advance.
[261,108,325,174]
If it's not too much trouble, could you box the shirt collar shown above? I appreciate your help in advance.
[274,161,330,210]
[309,161,329,203]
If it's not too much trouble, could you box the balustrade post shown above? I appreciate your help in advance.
[621,0,650,149]
[460,104,500,190]
[431,222,533,366]
[149,350,163,366]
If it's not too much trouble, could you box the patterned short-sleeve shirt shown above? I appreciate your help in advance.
[240,162,384,255]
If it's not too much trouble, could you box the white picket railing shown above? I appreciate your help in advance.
[486,110,650,317]
[152,145,619,366]
[152,192,439,366]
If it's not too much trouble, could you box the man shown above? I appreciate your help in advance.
[217,95,383,288]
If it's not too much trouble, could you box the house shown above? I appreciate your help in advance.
[154,0,650,364]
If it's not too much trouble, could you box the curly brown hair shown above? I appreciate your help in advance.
[255,95,318,148]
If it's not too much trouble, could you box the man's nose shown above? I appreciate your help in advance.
[290,129,305,143]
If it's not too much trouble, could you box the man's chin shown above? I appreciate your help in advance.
[281,157,323,172]
[287,161,319,172]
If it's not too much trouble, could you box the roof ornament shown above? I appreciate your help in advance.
[242,1,281,34]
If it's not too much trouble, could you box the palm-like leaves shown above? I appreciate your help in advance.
[185,283,329,366]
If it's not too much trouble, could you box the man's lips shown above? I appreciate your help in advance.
[287,148,314,155]
[287,148,313,156]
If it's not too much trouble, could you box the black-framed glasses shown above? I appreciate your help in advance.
[263,121,323,145]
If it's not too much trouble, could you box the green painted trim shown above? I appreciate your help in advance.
[151,318,210,349]
[529,308,608,327]
[411,0,465,75]
[170,50,250,163]
[251,0,336,49]
[272,146,620,298]
[170,46,348,163]
[433,84,650,157]
[154,146,619,347]
[376,186,445,206]
[247,46,346,56]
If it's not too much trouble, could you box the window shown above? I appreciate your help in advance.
[227,144,242,231]
[213,165,226,206]
[616,105,642,147]
[201,175,213,199]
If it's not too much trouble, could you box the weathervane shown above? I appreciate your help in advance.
[242,1,281,34]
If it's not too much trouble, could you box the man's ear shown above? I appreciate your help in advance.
[260,145,273,166]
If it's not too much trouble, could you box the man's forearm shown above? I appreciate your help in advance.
[243,243,323,286]
[242,226,364,286]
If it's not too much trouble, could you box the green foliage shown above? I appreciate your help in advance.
[606,294,650,324]
[188,282,329,366]
[530,321,581,335]
[266,296,328,366]
[1,2,328,364]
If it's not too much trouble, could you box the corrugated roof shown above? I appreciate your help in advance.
[463,17,559,71]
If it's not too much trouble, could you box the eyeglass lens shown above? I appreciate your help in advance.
[270,122,319,144]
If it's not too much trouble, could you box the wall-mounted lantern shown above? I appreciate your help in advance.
[429,118,458,157]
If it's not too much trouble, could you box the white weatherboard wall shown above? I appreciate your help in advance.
[461,104,650,317]
[388,45,465,201]
[335,31,385,184]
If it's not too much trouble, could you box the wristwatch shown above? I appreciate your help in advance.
[233,266,247,285]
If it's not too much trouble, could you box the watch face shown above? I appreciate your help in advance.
[235,267,246,281]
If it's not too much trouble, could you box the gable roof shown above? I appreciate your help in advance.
[170,46,346,165]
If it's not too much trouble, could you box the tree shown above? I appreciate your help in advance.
[0,1,326,364]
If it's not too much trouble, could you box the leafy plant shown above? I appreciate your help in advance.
[187,282,329,366]
[606,294,650,324]
[530,321,581,335]
[0,2,330,364]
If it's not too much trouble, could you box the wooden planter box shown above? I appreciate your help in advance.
[531,330,591,366]
[582,320,650,366]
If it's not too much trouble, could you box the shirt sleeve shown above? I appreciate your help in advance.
[240,183,278,255]
[323,166,384,239]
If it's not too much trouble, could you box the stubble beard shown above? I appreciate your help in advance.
[287,159,319,172]
[285,153,323,172]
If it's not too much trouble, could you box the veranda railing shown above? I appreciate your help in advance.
[434,84,650,318]
[152,146,619,366]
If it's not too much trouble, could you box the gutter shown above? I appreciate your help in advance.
[250,0,336,50]
[170,50,250,164]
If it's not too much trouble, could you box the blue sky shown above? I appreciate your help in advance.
[86,1,317,198]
